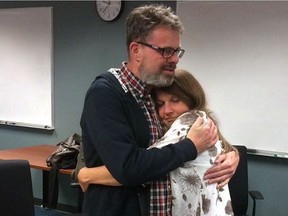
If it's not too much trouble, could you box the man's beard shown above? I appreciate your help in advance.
[139,66,175,87]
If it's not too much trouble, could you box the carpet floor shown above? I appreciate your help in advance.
[34,206,76,216]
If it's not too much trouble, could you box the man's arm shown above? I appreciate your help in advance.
[204,150,239,188]
[81,80,198,186]
[79,112,221,190]
[188,114,239,188]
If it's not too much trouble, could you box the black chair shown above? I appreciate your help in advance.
[0,159,35,216]
[228,145,264,216]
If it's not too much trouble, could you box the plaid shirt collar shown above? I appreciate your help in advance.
[120,62,148,100]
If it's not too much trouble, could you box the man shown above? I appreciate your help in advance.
[80,4,238,216]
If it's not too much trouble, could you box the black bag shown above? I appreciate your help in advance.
[46,133,82,208]
[46,133,81,169]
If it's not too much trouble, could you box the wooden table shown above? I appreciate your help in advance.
[0,144,75,209]
[0,144,72,174]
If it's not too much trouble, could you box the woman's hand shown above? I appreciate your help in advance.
[77,167,90,192]
[204,150,239,188]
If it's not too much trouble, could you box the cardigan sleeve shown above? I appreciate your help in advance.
[80,77,198,186]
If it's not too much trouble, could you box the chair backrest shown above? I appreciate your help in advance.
[0,159,35,216]
[228,145,249,216]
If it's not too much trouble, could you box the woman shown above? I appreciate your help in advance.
[149,68,235,215]
[77,68,237,215]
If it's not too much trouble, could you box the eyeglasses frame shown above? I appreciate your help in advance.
[136,41,185,59]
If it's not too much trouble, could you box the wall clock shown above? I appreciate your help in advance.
[96,0,122,22]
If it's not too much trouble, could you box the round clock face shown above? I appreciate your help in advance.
[96,0,122,21]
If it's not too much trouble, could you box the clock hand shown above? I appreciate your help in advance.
[103,1,111,13]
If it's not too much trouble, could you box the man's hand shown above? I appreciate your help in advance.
[204,150,239,188]
[186,117,218,153]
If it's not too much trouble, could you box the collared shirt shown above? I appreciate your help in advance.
[117,62,172,216]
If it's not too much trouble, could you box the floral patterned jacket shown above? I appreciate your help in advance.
[150,111,234,216]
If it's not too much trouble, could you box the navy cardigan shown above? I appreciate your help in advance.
[80,72,197,216]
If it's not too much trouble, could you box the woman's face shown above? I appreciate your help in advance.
[154,90,190,128]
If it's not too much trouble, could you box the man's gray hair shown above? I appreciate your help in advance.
[126,4,184,51]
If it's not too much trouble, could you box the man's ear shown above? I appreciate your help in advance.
[129,42,141,62]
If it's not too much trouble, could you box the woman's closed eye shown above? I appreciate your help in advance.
[155,96,181,108]
[170,96,181,103]
[155,101,164,109]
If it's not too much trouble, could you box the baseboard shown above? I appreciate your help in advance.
[33,198,80,213]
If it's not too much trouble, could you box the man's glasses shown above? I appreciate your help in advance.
[137,41,185,59]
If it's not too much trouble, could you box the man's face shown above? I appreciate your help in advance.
[138,26,182,87]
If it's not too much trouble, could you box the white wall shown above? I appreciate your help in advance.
[177,1,288,155]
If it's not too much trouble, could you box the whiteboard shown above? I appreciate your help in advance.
[177,1,288,155]
[0,7,54,130]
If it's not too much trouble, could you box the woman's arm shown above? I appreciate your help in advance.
[77,166,122,192]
